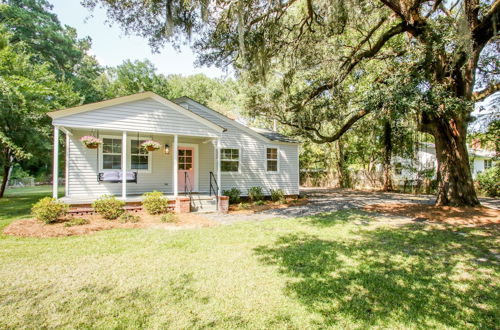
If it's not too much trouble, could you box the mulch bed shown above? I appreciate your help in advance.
[364,203,500,226]
[3,211,216,238]
[228,198,308,214]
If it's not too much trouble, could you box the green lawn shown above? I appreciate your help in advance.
[0,187,498,328]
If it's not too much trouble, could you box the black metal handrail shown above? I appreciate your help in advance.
[209,171,219,211]
[184,171,193,206]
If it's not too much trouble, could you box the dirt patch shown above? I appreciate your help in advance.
[364,203,500,226]
[228,198,308,214]
[3,211,216,238]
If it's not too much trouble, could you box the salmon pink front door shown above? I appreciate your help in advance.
[178,147,195,192]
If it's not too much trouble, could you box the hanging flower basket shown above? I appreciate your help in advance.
[80,136,103,149]
[141,140,161,152]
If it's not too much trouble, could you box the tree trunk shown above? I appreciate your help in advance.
[336,139,350,188]
[421,115,479,206]
[382,120,394,191]
[0,165,10,198]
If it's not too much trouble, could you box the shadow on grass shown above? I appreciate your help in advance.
[254,214,499,328]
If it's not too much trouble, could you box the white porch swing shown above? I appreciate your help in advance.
[95,129,138,184]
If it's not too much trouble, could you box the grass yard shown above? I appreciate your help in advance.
[0,187,499,328]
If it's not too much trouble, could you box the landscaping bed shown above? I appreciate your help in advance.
[228,197,308,214]
[364,202,500,226]
[3,211,216,238]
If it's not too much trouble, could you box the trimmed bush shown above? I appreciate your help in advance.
[64,218,89,227]
[270,189,285,202]
[92,195,125,220]
[223,188,241,204]
[160,213,177,223]
[248,186,264,202]
[32,197,69,224]
[142,191,169,214]
[477,166,499,197]
[119,212,140,223]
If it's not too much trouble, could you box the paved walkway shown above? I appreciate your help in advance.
[206,188,499,224]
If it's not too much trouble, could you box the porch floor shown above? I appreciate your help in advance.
[59,193,214,206]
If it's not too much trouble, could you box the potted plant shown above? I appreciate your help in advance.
[80,136,103,149]
[141,140,161,152]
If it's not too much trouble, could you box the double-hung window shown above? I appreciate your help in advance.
[266,148,279,172]
[130,139,151,172]
[484,159,492,170]
[102,138,122,170]
[221,148,239,172]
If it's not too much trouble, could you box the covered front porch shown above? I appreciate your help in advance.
[52,126,223,205]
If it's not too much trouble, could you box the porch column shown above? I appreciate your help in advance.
[217,137,222,196]
[65,133,69,197]
[173,134,178,196]
[122,131,127,199]
[52,126,59,199]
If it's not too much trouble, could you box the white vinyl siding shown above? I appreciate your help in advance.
[53,98,219,137]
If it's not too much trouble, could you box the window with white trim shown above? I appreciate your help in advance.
[484,159,492,170]
[130,139,150,171]
[266,148,278,172]
[102,138,122,170]
[221,149,239,172]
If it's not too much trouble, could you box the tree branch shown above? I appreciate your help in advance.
[472,82,500,101]
[472,0,500,49]
[278,108,371,143]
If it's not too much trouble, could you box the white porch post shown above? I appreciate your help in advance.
[52,126,59,199]
[65,133,69,197]
[217,137,222,196]
[122,131,127,199]
[173,135,178,196]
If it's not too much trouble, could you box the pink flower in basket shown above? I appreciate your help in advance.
[80,136,103,149]
[141,140,161,151]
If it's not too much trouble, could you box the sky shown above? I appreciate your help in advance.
[49,0,229,78]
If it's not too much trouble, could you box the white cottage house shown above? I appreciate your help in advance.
[48,92,300,209]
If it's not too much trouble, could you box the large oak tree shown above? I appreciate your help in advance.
[84,0,499,206]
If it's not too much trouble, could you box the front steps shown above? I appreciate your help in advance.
[189,195,218,213]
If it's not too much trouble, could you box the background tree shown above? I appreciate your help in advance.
[0,0,104,103]
[0,32,79,197]
[83,0,500,206]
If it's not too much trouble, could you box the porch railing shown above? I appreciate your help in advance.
[209,171,219,211]
[184,172,193,206]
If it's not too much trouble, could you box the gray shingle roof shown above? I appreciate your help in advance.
[250,127,300,143]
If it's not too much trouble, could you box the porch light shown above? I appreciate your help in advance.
[164,144,170,155]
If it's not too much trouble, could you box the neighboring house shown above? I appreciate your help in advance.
[392,142,497,183]
[47,92,300,205]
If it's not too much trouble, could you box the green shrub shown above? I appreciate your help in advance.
[31,197,69,224]
[64,218,89,227]
[248,186,264,202]
[92,195,125,220]
[477,166,499,197]
[270,189,285,202]
[142,191,169,214]
[254,200,265,206]
[223,188,241,204]
[119,212,140,223]
[160,213,177,223]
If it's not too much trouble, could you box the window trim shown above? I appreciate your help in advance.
[99,135,123,172]
[266,147,280,173]
[98,134,153,173]
[128,137,153,174]
[220,147,241,173]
